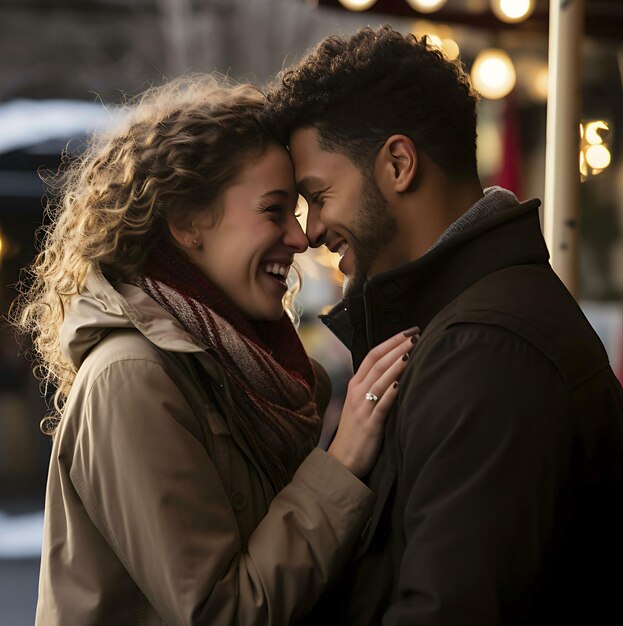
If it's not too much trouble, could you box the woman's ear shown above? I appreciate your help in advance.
[376,134,418,194]
[167,216,200,250]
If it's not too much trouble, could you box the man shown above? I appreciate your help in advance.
[264,26,623,625]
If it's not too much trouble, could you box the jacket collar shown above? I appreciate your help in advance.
[321,197,547,369]
[60,265,207,370]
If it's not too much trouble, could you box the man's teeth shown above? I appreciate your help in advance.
[337,242,349,258]
[264,263,289,277]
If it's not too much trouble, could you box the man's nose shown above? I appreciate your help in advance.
[305,208,327,248]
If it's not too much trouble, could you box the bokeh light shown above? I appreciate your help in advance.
[585,144,611,170]
[441,38,460,59]
[585,120,609,145]
[490,0,535,23]
[471,49,516,99]
[579,121,612,178]
[406,0,448,13]
[338,0,377,11]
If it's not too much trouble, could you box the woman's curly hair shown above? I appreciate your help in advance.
[264,25,480,179]
[11,74,298,434]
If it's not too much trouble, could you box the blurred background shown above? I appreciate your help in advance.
[1,0,622,623]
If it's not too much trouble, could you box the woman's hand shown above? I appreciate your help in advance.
[327,327,420,478]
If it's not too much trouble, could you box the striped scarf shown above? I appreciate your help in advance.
[136,243,320,492]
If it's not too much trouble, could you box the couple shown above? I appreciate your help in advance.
[15,26,623,625]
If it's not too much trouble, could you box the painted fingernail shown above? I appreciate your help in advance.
[403,326,421,337]
[410,334,420,344]
[393,381,399,389]
[402,352,410,361]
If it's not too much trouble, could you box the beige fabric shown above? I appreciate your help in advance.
[36,266,375,625]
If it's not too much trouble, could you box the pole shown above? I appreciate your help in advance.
[543,0,584,299]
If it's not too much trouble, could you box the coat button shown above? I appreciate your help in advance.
[384,308,402,323]
[382,280,399,296]
[231,491,247,511]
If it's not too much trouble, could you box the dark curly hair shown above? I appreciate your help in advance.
[264,25,480,179]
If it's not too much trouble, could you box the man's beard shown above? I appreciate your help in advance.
[343,176,397,300]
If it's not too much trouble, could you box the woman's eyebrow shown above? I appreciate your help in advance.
[260,189,290,199]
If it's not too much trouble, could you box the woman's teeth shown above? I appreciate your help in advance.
[264,263,289,278]
[337,242,349,258]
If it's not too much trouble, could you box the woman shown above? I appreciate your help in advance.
[13,76,416,625]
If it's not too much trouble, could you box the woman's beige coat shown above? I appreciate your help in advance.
[36,267,375,625]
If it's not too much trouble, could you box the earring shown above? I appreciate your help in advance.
[191,239,197,246]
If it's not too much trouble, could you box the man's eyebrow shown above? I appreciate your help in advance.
[297,176,324,196]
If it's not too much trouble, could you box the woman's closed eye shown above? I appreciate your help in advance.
[263,205,301,221]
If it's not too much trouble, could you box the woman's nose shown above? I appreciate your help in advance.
[305,206,327,248]
[283,215,308,253]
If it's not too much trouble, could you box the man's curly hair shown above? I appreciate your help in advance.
[264,25,480,179]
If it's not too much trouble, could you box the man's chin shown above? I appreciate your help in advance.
[342,271,366,300]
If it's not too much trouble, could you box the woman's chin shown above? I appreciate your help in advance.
[241,298,285,322]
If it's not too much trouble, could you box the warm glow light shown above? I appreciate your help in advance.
[441,38,460,60]
[411,21,457,58]
[337,0,377,10]
[585,144,611,170]
[584,121,609,145]
[477,119,503,179]
[427,33,443,49]
[579,150,588,178]
[407,0,448,13]
[516,57,547,102]
[296,197,308,231]
[471,49,516,99]
[579,121,612,178]
[491,0,535,23]
[532,65,548,101]
[411,20,454,40]
[465,0,489,12]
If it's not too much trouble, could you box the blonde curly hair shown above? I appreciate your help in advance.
[11,74,301,434]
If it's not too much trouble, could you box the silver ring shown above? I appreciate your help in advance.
[365,392,379,402]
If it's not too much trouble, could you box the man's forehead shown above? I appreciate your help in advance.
[289,127,323,161]
[290,126,319,145]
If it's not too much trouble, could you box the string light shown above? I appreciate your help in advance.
[490,0,535,23]
[406,0,448,12]
[337,0,377,11]
[471,49,516,99]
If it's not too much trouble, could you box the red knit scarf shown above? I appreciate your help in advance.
[135,243,320,492]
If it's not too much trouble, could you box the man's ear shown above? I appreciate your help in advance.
[376,134,418,194]
[167,215,200,250]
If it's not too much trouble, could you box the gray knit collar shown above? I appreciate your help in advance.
[427,186,519,254]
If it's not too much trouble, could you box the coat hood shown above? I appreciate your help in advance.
[60,265,205,369]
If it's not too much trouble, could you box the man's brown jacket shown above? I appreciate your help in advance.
[316,198,623,625]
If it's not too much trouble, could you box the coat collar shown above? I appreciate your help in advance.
[60,264,208,370]
[321,198,547,370]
